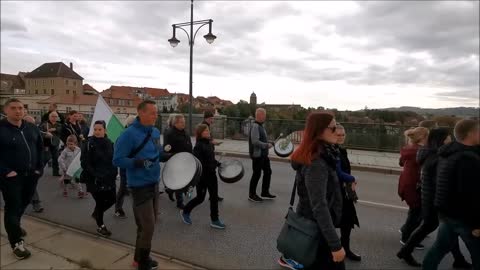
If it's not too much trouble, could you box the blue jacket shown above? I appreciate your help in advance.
[113,118,163,188]
[336,159,355,183]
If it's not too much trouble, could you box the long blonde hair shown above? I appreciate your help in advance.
[404,127,429,145]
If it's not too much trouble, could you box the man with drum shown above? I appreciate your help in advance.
[163,114,193,209]
[201,111,224,202]
[113,100,164,270]
[248,108,276,202]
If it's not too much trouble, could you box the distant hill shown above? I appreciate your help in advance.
[381,107,479,117]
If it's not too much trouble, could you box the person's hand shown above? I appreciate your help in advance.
[473,229,480,238]
[331,247,346,262]
[45,132,53,138]
[6,171,17,178]
[134,159,153,169]
[351,181,357,191]
[268,142,274,149]
[34,170,41,175]
[48,128,56,132]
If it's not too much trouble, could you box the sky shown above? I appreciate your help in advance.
[1,1,479,110]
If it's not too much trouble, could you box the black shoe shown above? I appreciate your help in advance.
[400,240,425,250]
[248,194,263,203]
[149,259,158,270]
[346,250,362,261]
[453,259,472,269]
[166,189,175,202]
[261,193,277,200]
[218,196,224,202]
[397,251,421,267]
[21,228,27,237]
[13,241,31,260]
[114,209,127,219]
[97,225,112,237]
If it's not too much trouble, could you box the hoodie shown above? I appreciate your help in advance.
[435,141,480,228]
[113,118,163,188]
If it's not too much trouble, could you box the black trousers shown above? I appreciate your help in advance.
[0,174,39,248]
[400,206,422,242]
[91,189,116,227]
[183,174,219,221]
[399,209,466,260]
[43,145,59,174]
[131,184,159,267]
[115,169,128,211]
[249,156,272,196]
[306,233,346,270]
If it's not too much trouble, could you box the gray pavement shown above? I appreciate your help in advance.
[15,158,471,270]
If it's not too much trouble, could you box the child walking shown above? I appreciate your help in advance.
[181,124,225,229]
[58,135,84,198]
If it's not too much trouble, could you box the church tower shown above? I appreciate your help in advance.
[250,92,257,116]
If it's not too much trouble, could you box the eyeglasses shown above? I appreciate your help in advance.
[327,126,337,133]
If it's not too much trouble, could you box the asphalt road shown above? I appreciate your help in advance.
[17,158,472,269]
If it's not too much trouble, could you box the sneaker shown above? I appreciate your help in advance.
[278,256,304,270]
[114,209,127,219]
[261,193,277,200]
[210,220,226,230]
[32,203,44,213]
[97,225,112,237]
[78,191,85,199]
[248,194,263,203]
[132,258,158,269]
[400,240,424,250]
[180,211,192,225]
[21,228,27,237]
[13,241,31,260]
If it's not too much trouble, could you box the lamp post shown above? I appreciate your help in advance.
[168,0,217,135]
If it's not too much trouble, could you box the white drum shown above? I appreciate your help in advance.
[162,152,201,191]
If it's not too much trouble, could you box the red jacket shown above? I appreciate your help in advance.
[398,145,421,208]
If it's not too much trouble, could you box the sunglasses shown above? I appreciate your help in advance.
[327,126,337,133]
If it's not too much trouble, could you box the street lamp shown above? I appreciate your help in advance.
[168,0,217,135]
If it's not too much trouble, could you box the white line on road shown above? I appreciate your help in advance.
[358,200,408,210]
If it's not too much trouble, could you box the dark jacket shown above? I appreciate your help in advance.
[398,144,421,208]
[417,146,438,218]
[62,121,82,143]
[337,146,359,228]
[193,138,219,177]
[39,120,62,148]
[81,136,117,192]
[0,119,44,178]
[164,127,192,154]
[41,110,65,124]
[435,141,480,228]
[293,144,343,252]
[249,121,269,158]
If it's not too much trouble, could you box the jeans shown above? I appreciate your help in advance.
[0,173,39,248]
[131,183,159,265]
[183,174,219,221]
[423,217,480,270]
[400,206,422,242]
[249,156,272,196]
[91,189,116,227]
[115,169,128,211]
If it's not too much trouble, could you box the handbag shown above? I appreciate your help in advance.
[276,178,319,267]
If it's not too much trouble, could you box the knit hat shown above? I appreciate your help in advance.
[204,111,214,119]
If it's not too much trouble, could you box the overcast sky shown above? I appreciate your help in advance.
[1,1,478,110]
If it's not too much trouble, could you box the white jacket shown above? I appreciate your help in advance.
[58,146,81,175]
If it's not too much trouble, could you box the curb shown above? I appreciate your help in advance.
[24,214,207,270]
[215,151,402,175]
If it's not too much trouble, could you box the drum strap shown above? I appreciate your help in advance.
[128,130,152,159]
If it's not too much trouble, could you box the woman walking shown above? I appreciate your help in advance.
[180,124,225,229]
[335,125,361,261]
[80,120,117,237]
[397,128,471,268]
[398,127,429,248]
[286,112,345,270]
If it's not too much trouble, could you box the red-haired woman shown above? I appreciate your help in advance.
[287,112,345,270]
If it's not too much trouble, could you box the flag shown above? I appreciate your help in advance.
[66,95,124,177]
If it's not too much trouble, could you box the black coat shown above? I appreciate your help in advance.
[80,136,117,192]
[417,146,438,218]
[337,146,359,228]
[163,127,192,154]
[193,138,219,177]
[41,110,65,124]
[62,121,82,144]
[435,142,480,228]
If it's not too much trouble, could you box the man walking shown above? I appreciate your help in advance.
[0,98,44,260]
[202,111,224,202]
[40,111,62,176]
[248,108,276,202]
[423,119,480,269]
[113,100,164,270]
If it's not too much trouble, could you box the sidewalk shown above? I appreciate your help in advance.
[1,211,204,270]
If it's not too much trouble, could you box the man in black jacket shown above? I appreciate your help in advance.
[163,114,192,209]
[0,98,43,260]
[423,119,480,270]
[41,103,65,124]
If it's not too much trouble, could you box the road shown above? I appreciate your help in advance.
[22,157,470,269]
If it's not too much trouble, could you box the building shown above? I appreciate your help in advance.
[155,94,178,112]
[24,62,83,96]
[83,84,99,95]
[37,94,98,113]
[0,72,27,108]
[100,86,144,114]
[250,92,257,116]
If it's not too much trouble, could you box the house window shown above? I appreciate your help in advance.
[43,80,46,85]
[128,100,132,106]
[66,107,72,112]
[110,99,114,105]
[65,80,69,85]
[43,89,46,94]
[66,90,70,94]
[51,89,54,95]
[35,89,38,94]
[73,81,76,86]
[51,80,54,85]
[91,107,95,112]
[117,108,121,113]
[73,90,76,95]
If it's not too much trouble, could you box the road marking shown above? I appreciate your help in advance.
[358,200,408,210]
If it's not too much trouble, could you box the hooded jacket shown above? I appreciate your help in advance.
[113,118,163,188]
[435,141,480,228]
[398,144,421,208]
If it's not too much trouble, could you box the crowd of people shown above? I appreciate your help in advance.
[1,97,479,270]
